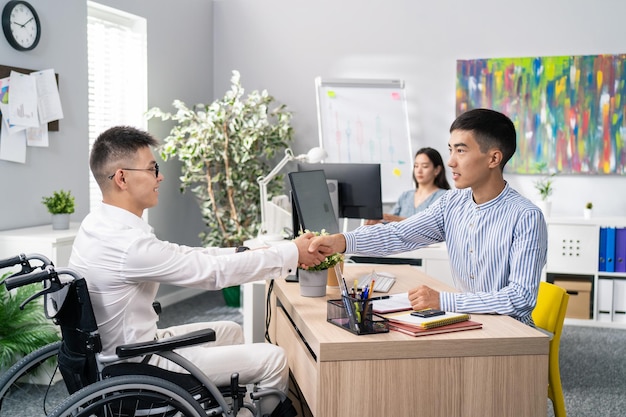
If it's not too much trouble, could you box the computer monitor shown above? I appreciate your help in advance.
[297,162,383,219]
[288,170,340,236]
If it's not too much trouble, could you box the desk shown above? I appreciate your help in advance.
[268,264,548,417]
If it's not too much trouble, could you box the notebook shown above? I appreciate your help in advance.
[387,319,483,337]
[383,310,471,330]
[371,292,412,313]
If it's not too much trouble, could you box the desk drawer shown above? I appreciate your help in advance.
[276,307,318,414]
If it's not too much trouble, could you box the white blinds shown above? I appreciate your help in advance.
[87,2,147,211]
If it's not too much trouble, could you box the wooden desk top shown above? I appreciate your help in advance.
[273,264,548,362]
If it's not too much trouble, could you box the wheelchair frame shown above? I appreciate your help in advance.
[1,253,291,417]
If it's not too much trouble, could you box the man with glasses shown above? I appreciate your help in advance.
[69,126,324,417]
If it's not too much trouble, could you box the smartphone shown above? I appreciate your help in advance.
[411,309,446,318]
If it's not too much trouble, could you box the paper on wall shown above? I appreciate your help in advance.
[31,69,64,124]
[0,123,26,163]
[8,71,39,128]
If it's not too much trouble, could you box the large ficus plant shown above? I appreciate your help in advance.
[147,71,293,247]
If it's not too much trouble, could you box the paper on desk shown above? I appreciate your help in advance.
[371,292,412,313]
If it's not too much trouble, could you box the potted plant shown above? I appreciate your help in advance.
[147,70,294,306]
[41,189,75,230]
[532,162,557,217]
[0,273,60,375]
[584,202,593,219]
[298,230,344,297]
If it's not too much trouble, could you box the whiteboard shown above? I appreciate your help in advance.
[315,77,413,202]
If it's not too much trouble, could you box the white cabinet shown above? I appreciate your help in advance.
[546,217,626,327]
[0,223,80,267]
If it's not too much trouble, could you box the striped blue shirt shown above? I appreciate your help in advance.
[344,183,548,325]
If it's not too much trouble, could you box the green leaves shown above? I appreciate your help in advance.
[0,279,60,370]
[41,189,75,214]
[148,70,293,246]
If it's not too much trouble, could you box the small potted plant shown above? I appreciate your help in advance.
[41,189,75,230]
[584,202,593,219]
[532,162,557,217]
[298,230,344,297]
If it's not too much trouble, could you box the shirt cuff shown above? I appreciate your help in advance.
[439,291,457,311]
[344,232,356,253]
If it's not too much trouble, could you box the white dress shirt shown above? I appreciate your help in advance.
[68,203,298,356]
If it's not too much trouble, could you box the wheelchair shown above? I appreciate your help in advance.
[1,253,296,417]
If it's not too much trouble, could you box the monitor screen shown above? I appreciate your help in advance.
[288,170,340,236]
[297,162,383,219]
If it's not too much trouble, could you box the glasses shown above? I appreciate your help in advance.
[108,163,159,180]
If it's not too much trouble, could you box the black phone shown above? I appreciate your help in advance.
[411,309,446,318]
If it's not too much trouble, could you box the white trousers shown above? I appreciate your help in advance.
[150,321,288,415]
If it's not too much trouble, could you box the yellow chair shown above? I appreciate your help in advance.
[532,281,569,417]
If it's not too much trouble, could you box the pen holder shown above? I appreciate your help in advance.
[327,296,389,335]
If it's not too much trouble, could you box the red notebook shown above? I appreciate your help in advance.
[387,319,483,337]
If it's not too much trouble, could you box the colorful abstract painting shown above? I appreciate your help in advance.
[456,54,626,175]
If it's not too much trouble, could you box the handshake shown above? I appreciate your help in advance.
[293,232,346,269]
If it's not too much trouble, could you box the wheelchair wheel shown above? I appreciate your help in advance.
[48,374,209,417]
[0,341,66,416]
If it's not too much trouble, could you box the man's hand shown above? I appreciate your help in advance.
[293,232,328,268]
[408,285,441,310]
[308,233,346,258]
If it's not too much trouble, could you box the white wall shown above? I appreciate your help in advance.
[0,0,211,248]
[213,0,626,218]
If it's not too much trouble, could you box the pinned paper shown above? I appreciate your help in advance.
[32,69,64,124]
[8,71,39,128]
[0,123,26,163]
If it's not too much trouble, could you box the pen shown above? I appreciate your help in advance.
[368,295,390,301]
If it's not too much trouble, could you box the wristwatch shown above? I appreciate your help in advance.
[235,246,250,253]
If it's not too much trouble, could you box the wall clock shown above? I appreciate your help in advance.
[2,1,41,51]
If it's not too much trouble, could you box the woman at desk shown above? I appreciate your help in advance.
[367,147,450,225]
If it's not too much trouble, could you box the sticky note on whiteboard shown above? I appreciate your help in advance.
[391,92,400,100]
[327,90,336,98]
[392,167,402,177]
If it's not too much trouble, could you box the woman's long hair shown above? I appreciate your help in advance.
[414,147,450,190]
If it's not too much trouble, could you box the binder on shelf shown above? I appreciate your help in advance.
[616,227,626,273]
[599,227,607,271]
[606,227,616,273]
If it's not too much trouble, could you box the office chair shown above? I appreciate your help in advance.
[532,281,569,417]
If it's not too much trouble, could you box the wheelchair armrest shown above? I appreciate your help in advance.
[115,328,216,358]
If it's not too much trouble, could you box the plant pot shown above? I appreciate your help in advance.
[326,262,344,288]
[583,208,592,219]
[222,285,241,307]
[298,269,328,297]
[51,213,70,230]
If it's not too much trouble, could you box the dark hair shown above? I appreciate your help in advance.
[449,108,516,170]
[90,126,159,188]
[414,147,450,190]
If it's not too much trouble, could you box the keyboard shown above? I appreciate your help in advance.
[356,271,396,293]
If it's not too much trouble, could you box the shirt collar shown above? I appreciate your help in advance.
[99,203,153,233]
[473,181,510,210]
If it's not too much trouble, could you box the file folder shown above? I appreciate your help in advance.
[616,227,626,273]
[606,227,616,273]
[599,227,607,271]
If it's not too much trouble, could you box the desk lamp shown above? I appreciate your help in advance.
[257,147,327,240]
